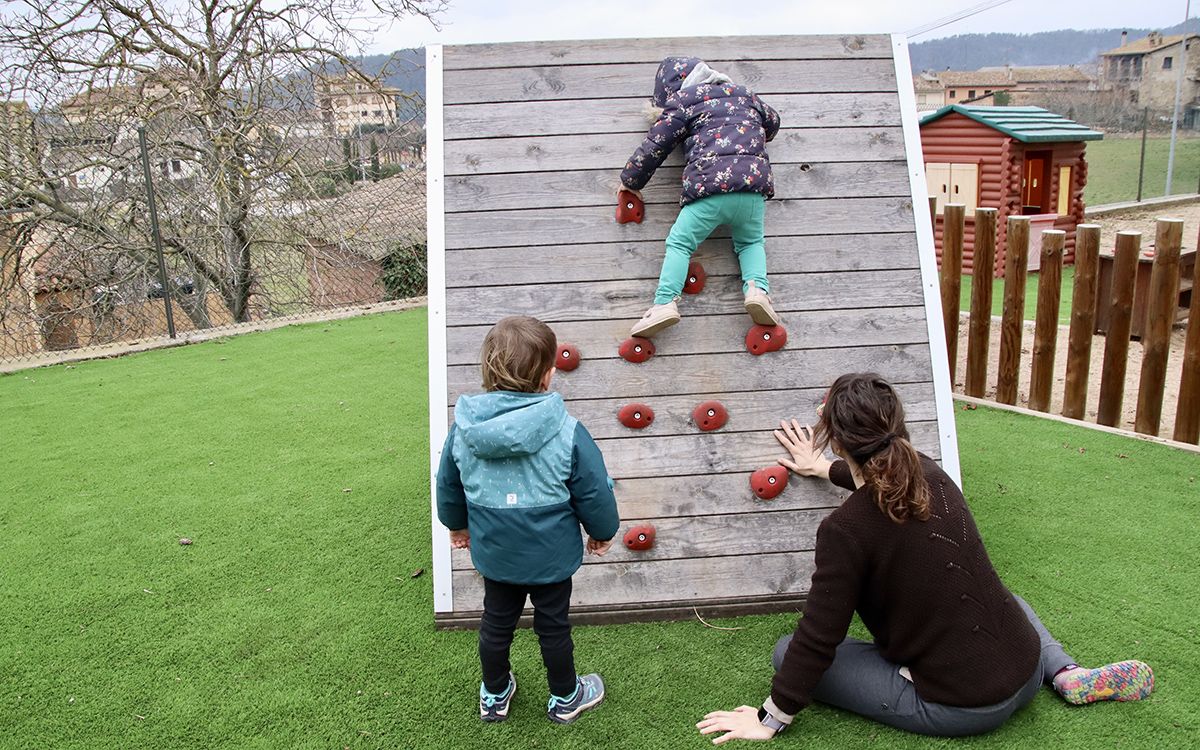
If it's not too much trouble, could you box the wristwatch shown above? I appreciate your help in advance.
[757,707,787,734]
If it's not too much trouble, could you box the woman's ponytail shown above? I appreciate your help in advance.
[861,434,930,523]
[815,373,930,524]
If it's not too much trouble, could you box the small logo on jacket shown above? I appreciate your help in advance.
[506,493,518,505]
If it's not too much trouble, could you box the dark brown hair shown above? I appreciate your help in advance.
[814,373,930,524]
[480,316,557,393]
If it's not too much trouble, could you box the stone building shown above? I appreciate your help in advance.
[1100,31,1200,110]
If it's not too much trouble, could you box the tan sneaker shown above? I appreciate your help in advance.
[630,300,681,337]
[743,281,781,326]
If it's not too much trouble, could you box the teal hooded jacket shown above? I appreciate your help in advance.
[436,391,620,585]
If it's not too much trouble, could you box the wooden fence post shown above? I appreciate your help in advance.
[1175,231,1200,443]
[996,216,1030,405]
[1096,231,1142,427]
[965,208,997,397]
[1134,218,1184,435]
[1028,229,1065,412]
[940,203,965,385]
[1062,224,1101,420]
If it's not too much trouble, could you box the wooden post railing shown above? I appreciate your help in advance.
[1096,231,1142,428]
[1028,230,1064,412]
[965,208,997,398]
[1176,231,1200,443]
[996,216,1030,405]
[1062,224,1100,420]
[940,203,965,385]
[1135,218,1184,435]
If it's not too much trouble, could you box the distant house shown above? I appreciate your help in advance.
[913,73,944,112]
[315,72,402,137]
[1100,31,1200,112]
[936,71,1017,106]
[301,171,426,307]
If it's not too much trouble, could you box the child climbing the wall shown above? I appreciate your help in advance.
[621,56,782,338]
[436,315,620,725]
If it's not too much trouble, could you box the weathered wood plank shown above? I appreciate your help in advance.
[445,197,916,250]
[447,307,930,366]
[444,94,901,140]
[445,382,936,441]
[445,161,911,212]
[446,269,925,326]
[445,129,905,178]
[589,420,940,479]
[448,342,934,402]
[443,233,920,288]
[452,508,831,570]
[613,472,848,521]
[443,35,895,70]
[452,550,819,609]
[444,59,898,104]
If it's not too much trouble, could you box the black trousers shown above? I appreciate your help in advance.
[479,576,575,697]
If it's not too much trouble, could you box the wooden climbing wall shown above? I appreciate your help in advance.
[427,34,959,626]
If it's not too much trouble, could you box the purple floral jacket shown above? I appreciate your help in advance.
[620,56,781,206]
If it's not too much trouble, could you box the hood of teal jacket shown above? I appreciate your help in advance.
[454,391,569,460]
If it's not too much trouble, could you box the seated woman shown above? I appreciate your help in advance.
[698,373,1153,743]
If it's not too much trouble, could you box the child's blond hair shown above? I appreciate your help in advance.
[480,316,557,392]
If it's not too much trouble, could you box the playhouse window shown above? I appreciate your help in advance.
[1164,56,1173,70]
[968,89,976,98]
[1057,166,1072,215]
[949,89,957,98]
[925,161,979,216]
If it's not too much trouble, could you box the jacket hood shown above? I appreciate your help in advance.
[454,391,569,460]
[653,56,702,106]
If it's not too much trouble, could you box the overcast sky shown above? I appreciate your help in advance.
[368,0,1194,53]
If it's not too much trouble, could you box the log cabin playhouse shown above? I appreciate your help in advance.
[920,105,1103,276]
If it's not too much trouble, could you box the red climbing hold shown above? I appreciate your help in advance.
[615,190,644,224]
[745,324,787,356]
[617,403,655,429]
[556,342,581,371]
[618,337,655,363]
[692,400,728,431]
[682,261,707,294]
[623,524,656,551]
[750,466,789,500]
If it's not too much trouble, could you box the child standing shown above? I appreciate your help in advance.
[436,315,620,724]
[621,56,783,338]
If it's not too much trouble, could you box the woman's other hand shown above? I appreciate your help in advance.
[774,419,832,479]
[697,706,777,744]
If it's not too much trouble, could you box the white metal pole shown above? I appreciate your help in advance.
[1166,0,1192,196]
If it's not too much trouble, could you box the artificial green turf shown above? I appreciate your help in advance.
[959,266,1076,325]
[2,310,1197,748]
[1084,135,1200,206]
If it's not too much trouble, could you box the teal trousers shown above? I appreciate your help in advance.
[654,192,769,304]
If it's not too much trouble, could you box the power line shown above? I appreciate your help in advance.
[905,0,1017,39]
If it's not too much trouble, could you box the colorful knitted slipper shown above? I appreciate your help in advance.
[1054,661,1155,705]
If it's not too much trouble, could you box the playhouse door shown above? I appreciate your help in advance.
[1022,152,1052,214]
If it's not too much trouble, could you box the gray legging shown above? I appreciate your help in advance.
[771,596,1074,737]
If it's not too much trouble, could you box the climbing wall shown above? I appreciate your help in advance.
[427,35,959,626]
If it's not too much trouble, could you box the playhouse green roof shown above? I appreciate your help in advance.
[919,105,1104,143]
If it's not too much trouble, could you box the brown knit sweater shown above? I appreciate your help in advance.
[770,456,1040,715]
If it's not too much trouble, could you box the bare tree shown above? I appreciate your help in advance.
[0,0,439,338]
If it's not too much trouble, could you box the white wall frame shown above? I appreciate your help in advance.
[892,33,962,487]
[425,44,453,613]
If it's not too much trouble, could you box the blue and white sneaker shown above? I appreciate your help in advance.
[546,673,605,724]
[479,672,516,722]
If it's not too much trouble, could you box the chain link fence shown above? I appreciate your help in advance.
[2,73,427,367]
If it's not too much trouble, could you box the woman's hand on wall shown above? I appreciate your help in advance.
[774,419,832,479]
